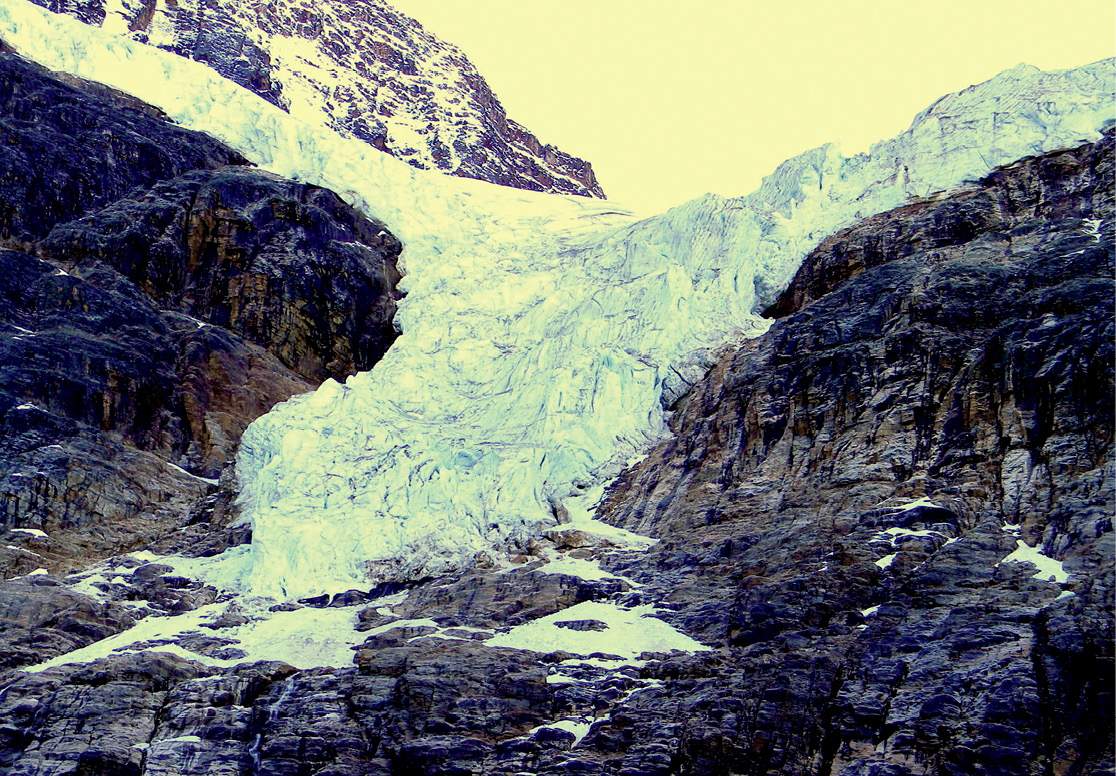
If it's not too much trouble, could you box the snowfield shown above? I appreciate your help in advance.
[3,0,1113,599]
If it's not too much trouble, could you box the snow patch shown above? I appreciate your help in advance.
[999,539,1068,583]
[875,553,898,570]
[884,497,941,513]
[162,460,219,486]
[4,544,41,556]
[23,598,369,673]
[485,600,707,659]
[532,555,637,585]
[876,527,945,541]
[529,717,594,747]
[1083,217,1103,241]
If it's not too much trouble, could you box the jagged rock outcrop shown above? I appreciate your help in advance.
[0,573,138,671]
[0,51,403,667]
[31,0,605,198]
[0,125,1108,776]
[0,50,245,247]
[586,131,1114,774]
[43,166,403,383]
[0,246,307,560]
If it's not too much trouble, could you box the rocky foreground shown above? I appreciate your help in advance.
[0,44,1111,776]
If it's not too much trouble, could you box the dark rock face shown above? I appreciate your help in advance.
[30,0,605,198]
[0,641,559,775]
[0,245,268,553]
[0,41,1111,776]
[0,572,136,671]
[0,52,245,247]
[0,557,646,775]
[591,131,1115,774]
[0,249,238,557]
[0,50,403,671]
[43,166,403,383]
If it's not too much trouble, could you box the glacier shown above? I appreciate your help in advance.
[3,0,1113,599]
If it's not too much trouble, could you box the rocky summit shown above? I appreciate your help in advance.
[30,0,605,198]
[0,3,1112,776]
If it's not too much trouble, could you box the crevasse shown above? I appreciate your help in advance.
[4,1,1112,598]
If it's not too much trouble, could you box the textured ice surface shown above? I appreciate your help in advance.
[5,1,1113,598]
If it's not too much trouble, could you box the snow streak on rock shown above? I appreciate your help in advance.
[4,1,1113,599]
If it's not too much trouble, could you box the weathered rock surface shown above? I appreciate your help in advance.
[43,165,403,385]
[0,42,1111,776]
[0,50,245,247]
[31,0,605,198]
[0,572,137,671]
[0,51,403,671]
[588,130,1115,774]
[0,131,1108,776]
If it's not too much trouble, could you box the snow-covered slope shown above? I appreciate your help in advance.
[28,0,604,197]
[4,1,1112,599]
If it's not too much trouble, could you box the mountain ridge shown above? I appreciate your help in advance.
[0,2,1111,774]
[29,0,605,198]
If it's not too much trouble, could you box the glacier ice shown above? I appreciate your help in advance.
[3,1,1113,599]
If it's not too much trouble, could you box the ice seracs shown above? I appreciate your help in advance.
[4,1,1113,600]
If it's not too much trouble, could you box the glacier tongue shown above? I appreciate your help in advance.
[4,1,1113,598]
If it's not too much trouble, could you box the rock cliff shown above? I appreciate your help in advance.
[0,53,1109,772]
[0,52,403,668]
[591,130,1114,774]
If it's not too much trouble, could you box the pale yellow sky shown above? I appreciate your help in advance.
[394,0,1115,212]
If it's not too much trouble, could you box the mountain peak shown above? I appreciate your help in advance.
[30,0,605,198]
